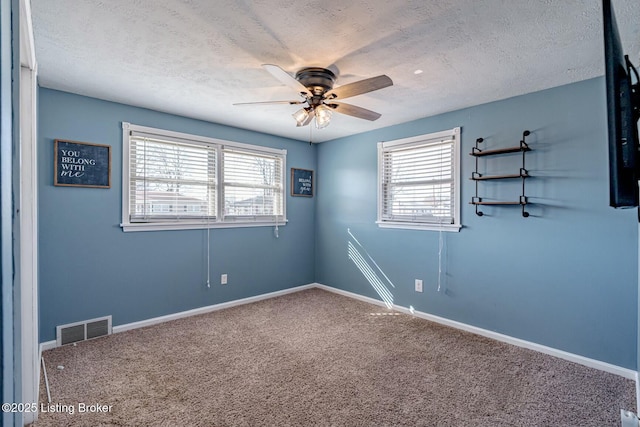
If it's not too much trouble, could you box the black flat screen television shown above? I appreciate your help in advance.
[603,0,640,208]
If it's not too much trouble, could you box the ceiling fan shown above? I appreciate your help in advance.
[234,64,393,129]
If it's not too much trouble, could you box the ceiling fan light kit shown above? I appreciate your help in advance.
[292,108,311,127]
[314,105,333,129]
[235,64,393,131]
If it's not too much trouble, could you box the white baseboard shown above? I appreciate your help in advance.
[636,371,640,416]
[40,340,56,352]
[113,284,315,334]
[313,283,637,380]
[39,282,636,381]
[39,284,316,353]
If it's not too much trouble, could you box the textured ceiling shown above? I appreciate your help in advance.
[31,0,640,143]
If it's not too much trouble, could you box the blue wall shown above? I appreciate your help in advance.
[315,77,638,369]
[39,78,638,370]
[38,88,316,342]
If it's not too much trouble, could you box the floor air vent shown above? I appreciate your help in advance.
[56,316,112,346]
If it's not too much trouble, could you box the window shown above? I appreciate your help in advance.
[377,127,461,231]
[222,148,283,220]
[122,123,286,231]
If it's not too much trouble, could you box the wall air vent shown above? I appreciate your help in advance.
[56,315,112,346]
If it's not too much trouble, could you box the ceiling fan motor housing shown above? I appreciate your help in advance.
[295,67,336,97]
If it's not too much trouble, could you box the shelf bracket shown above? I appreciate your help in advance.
[471,197,484,216]
[520,196,529,217]
[520,130,530,150]
[472,137,484,155]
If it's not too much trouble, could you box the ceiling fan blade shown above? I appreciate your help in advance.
[329,102,382,121]
[262,64,311,97]
[233,100,305,106]
[325,75,393,100]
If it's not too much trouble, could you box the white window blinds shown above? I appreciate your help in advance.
[222,148,284,220]
[122,123,287,231]
[378,127,460,229]
[129,133,217,222]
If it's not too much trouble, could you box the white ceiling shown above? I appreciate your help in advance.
[31,0,640,143]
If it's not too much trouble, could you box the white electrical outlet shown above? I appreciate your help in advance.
[221,274,228,285]
[415,279,423,293]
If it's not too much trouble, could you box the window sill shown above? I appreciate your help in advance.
[376,221,461,232]
[121,220,288,232]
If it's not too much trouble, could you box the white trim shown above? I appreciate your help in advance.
[121,122,131,231]
[121,122,287,232]
[19,0,35,69]
[38,282,636,381]
[636,371,639,416]
[380,127,459,149]
[125,122,287,156]
[40,284,316,351]
[19,2,39,421]
[376,221,461,232]
[453,127,461,230]
[39,341,56,353]
[377,127,461,232]
[216,142,224,225]
[314,283,637,380]
[113,284,313,333]
[19,64,39,426]
[121,219,289,232]
[377,142,383,224]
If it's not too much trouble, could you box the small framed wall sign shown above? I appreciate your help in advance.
[291,168,313,197]
[54,139,111,188]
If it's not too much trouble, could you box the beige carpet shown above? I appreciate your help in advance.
[34,288,634,426]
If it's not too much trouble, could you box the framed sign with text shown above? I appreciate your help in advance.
[54,139,111,188]
[291,168,313,197]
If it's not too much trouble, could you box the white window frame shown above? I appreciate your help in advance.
[121,122,287,232]
[377,127,461,232]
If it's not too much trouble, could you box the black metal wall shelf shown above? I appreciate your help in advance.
[470,130,531,217]
[471,145,531,157]
[471,168,529,181]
